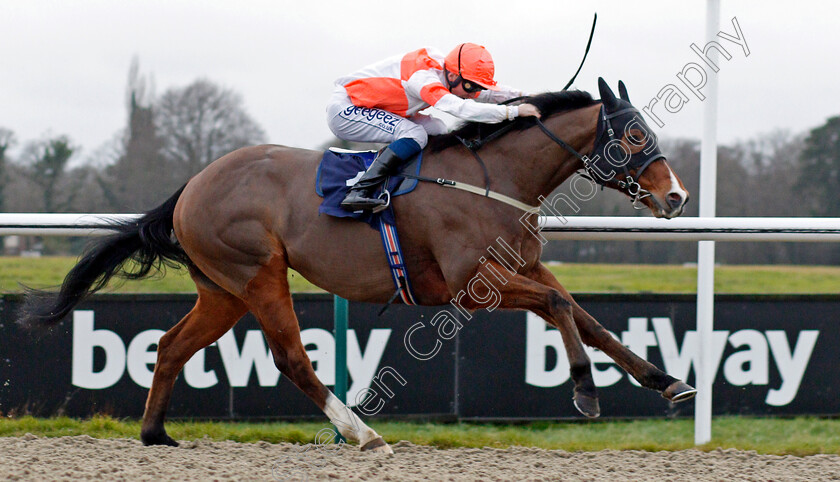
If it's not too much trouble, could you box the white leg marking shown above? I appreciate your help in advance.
[323,392,380,446]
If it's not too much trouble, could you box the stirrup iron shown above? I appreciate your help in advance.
[371,189,391,213]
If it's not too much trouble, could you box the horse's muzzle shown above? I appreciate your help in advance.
[662,192,688,219]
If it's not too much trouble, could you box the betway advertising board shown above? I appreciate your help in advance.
[0,294,837,419]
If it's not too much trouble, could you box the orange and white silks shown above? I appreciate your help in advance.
[334,48,524,122]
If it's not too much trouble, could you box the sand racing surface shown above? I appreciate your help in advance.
[3,435,840,481]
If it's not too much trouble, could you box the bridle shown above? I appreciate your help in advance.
[536,105,666,211]
[448,102,668,212]
[396,104,668,215]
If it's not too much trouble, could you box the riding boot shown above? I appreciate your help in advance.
[340,147,407,212]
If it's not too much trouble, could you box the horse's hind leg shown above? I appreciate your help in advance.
[527,263,696,402]
[244,254,393,453]
[455,261,599,418]
[141,274,248,446]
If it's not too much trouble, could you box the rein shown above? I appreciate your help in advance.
[398,106,662,214]
[405,106,664,215]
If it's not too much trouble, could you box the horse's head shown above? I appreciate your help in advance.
[585,78,689,219]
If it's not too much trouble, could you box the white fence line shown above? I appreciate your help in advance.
[3,212,839,441]
[540,216,840,242]
[0,213,141,236]
[3,213,840,242]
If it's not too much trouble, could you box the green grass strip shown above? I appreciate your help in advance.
[2,416,839,455]
[3,257,840,294]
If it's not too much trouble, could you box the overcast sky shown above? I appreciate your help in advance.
[2,0,839,164]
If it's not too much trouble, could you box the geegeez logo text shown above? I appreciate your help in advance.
[341,106,401,134]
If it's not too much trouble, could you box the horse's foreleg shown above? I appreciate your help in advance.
[245,255,393,453]
[459,262,599,418]
[527,263,696,402]
[141,281,248,446]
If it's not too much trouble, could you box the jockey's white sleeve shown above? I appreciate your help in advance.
[409,113,449,136]
[433,94,519,123]
[476,85,528,104]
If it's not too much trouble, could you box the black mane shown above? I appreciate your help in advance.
[429,90,598,151]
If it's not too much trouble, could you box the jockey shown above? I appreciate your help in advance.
[327,43,541,212]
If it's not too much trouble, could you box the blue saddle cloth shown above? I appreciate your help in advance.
[315,148,421,306]
[316,148,422,229]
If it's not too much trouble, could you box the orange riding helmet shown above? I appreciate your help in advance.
[444,43,501,91]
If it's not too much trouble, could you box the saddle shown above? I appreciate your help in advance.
[315,148,421,306]
[316,148,422,229]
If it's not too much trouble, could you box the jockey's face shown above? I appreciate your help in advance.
[446,72,482,99]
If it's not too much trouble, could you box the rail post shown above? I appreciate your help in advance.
[695,0,720,446]
[333,295,348,443]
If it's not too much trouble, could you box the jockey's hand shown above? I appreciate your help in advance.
[518,103,541,118]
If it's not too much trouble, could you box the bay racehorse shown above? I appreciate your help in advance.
[19,78,694,454]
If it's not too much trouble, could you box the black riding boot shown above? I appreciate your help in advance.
[341,147,407,212]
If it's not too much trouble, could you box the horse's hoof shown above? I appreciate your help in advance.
[573,393,600,418]
[141,430,179,447]
[361,437,394,454]
[662,381,697,403]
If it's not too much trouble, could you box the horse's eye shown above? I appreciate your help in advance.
[627,131,645,144]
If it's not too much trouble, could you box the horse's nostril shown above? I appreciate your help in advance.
[667,192,683,209]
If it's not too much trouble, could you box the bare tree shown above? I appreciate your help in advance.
[796,116,840,217]
[3,165,39,213]
[21,135,76,212]
[155,79,266,182]
[101,57,172,211]
[0,128,15,212]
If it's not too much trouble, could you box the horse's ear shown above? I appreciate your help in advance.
[598,77,620,111]
[618,80,630,103]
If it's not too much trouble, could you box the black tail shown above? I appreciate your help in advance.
[18,184,192,330]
